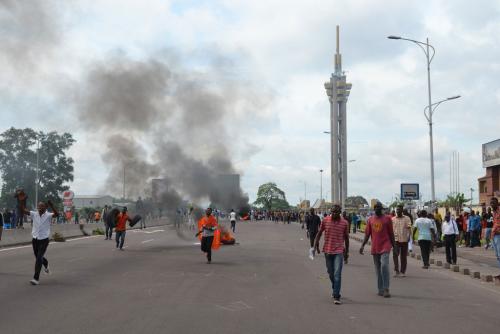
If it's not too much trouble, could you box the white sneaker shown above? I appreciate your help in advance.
[309,248,315,260]
[30,279,39,285]
[44,266,50,274]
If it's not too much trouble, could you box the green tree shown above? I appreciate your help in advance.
[438,193,468,213]
[0,127,75,208]
[253,182,290,210]
[345,195,369,208]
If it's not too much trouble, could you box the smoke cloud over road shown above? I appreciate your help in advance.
[76,55,258,211]
[1,1,272,213]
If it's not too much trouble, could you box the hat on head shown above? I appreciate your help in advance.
[463,207,471,214]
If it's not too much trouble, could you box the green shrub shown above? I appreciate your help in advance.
[92,228,105,235]
[52,232,66,242]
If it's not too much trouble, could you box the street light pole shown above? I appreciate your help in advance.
[320,169,323,204]
[388,35,460,206]
[35,138,40,205]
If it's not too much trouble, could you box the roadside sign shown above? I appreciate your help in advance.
[400,183,419,200]
[63,199,74,207]
[62,190,74,200]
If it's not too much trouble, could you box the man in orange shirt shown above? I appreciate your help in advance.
[115,207,132,250]
[196,208,219,263]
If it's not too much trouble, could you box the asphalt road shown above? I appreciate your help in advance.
[1,220,499,334]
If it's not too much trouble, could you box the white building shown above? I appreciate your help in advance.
[72,195,113,209]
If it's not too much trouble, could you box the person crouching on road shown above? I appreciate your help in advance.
[197,208,218,264]
[115,207,132,250]
[20,200,59,285]
[360,202,395,298]
[313,204,349,304]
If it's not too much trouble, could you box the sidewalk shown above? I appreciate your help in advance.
[350,230,500,286]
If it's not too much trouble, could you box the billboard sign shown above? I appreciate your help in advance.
[400,183,419,200]
[483,139,500,168]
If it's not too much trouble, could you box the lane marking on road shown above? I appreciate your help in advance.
[0,245,31,252]
[141,239,154,244]
[215,301,253,312]
[129,229,164,234]
[66,235,101,242]
[193,242,201,245]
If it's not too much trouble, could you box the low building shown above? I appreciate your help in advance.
[478,139,500,205]
[72,195,114,209]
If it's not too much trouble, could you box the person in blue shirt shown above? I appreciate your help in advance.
[469,210,482,248]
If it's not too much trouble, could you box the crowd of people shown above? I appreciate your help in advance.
[308,197,500,305]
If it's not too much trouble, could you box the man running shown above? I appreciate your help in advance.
[20,200,59,285]
[196,208,219,263]
[115,207,132,250]
[313,204,349,304]
[360,202,395,298]
[229,209,237,233]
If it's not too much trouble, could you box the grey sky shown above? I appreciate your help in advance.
[1,0,499,206]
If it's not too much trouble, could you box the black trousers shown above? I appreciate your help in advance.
[418,240,432,267]
[470,230,480,248]
[230,221,236,232]
[309,231,318,248]
[201,236,214,261]
[105,224,113,239]
[32,238,49,280]
[444,234,457,264]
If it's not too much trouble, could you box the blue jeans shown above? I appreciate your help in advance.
[493,235,500,268]
[116,231,126,249]
[324,253,343,298]
[373,252,390,293]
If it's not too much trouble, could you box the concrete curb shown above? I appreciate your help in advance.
[347,234,500,288]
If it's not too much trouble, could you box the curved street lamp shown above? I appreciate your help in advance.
[388,35,457,206]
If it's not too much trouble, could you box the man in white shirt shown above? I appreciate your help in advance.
[20,200,59,285]
[442,214,459,264]
[229,209,237,233]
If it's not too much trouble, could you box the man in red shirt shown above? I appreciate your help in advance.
[115,207,132,250]
[313,203,349,304]
[360,202,395,298]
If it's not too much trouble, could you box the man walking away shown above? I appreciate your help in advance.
[490,197,500,280]
[413,210,436,269]
[360,202,395,298]
[306,208,321,259]
[229,209,237,233]
[115,207,132,250]
[392,204,412,277]
[0,210,3,241]
[313,204,349,304]
[469,210,481,248]
[351,213,360,234]
[102,205,109,239]
[20,200,58,285]
[136,197,146,229]
[442,214,459,264]
[484,207,493,249]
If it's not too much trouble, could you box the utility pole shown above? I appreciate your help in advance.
[324,25,352,209]
[320,169,323,204]
[35,137,40,205]
[123,166,126,200]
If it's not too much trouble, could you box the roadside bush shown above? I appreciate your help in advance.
[92,228,104,235]
[52,232,66,242]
